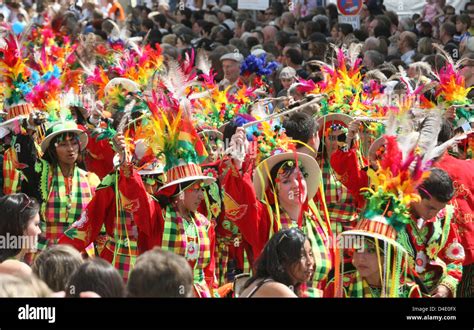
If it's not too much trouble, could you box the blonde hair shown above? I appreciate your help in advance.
[0,274,52,297]
[32,244,83,292]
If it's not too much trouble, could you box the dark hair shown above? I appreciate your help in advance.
[43,132,80,165]
[0,194,40,262]
[153,13,167,28]
[243,228,308,295]
[437,120,454,145]
[285,48,304,65]
[275,31,290,49]
[441,22,457,37]
[127,248,194,297]
[338,23,354,36]
[418,168,454,203]
[141,18,155,30]
[242,19,256,32]
[245,36,259,49]
[66,258,125,297]
[456,14,471,28]
[283,112,318,146]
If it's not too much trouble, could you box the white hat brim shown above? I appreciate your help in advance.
[40,128,88,153]
[158,175,216,192]
[253,152,321,201]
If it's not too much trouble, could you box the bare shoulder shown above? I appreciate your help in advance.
[253,281,298,298]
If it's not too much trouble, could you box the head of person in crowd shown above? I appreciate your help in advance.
[417,37,434,56]
[41,121,88,169]
[0,274,52,297]
[175,7,192,26]
[280,12,296,34]
[363,50,385,71]
[338,23,354,40]
[307,32,329,61]
[330,23,339,41]
[456,14,471,35]
[398,16,415,33]
[410,168,454,220]
[384,10,399,34]
[463,1,474,27]
[279,66,297,91]
[127,247,194,297]
[459,52,474,88]
[220,51,243,84]
[312,14,330,35]
[325,3,339,23]
[262,24,278,44]
[419,21,433,38]
[398,31,417,56]
[439,21,457,44]
[240,228,314,297]
[263,6,277,24]
[217,5,234,24]
[443,5,455,22]
[283,48,304,71]
[32,244,83,292]
[235,18,256,39]
[0,193,41,263]
[283,112,320,159]
[66,258,125,297]
[317,114,352,159]
[275,30,290,52]
[176,32,193,51]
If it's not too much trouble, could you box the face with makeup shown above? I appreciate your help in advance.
[276,166,308,207]
[352,239,382,286]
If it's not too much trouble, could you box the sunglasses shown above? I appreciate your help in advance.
[277,228,304,245]
[19,193,33,213]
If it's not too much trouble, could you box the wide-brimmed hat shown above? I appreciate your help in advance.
[0,102,34,127]
[158,161,215,192]
[40,121,88,153]
[316,113,353,132]
[339,215,408,254]
[253,151,321,201]
[368,135,386,159]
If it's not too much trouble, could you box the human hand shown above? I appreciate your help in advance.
[226,127,248,170]
[431,284,452,298]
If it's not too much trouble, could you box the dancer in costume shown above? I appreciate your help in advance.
[223,127,332,297]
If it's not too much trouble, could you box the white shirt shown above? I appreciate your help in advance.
[401,49,416,65]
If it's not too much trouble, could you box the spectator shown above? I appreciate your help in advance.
[277,67,297,98]
[239,228,315,298]
[262,25,278,44]
[127,248,194,297]
[284,48,309,79]
[454,14,472,43]
[0,194,41,277]
[398,31,417,65]
[32,245,83,292]
[417,37,434,56]
[363,50,385,70]
[66,258,125,297]
[0,274,52,297]
[218,52,244,93]
[440,22,460,61]
[217,5,235,31]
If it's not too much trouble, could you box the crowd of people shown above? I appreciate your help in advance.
[0,0,473,299]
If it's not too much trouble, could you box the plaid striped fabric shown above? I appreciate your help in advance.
[321,160,357,236]
[2,147,22,195]
[106,191,140,282]
[41,165,93,245]
[279,210,332,289]
[215,236,251,285]
[161,205,212,297]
